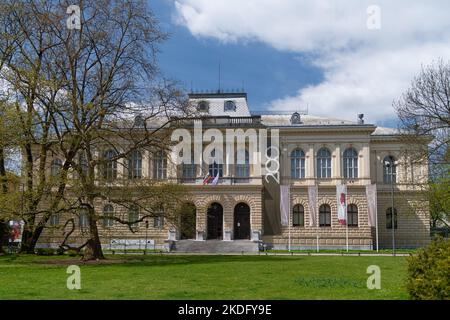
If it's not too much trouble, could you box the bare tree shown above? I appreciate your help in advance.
[394,59,450,229]
[0,0,194,257]
[394,58,450,176]
[0,0,84,253]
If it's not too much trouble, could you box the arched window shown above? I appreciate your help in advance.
[49,214,59,227]
[290,112,301,124]
[383,156,397,183]
[343,148,358,179]
[103,149,118,181]
[197,101,209,112]
[317,148,331,178]
[153,150,167,180]
[128,205,139,230]
[128,150,142,179]
[134,114,145,128]
[291,149,305,179]
[224,100,236,112]
[208,149,223,178]
[102,204,114,228]
[347,204,358,227]
[319,204,331,227]
[79,208,89,230]
[293,204,305,227]
[235,149,250,180]
[50,159,62,177]
[386,207,398,229]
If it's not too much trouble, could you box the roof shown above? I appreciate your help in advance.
[371,126,400,135]
[260,114,358,127]
[189,94,251,117]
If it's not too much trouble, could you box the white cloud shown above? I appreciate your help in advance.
[173,0,450,122]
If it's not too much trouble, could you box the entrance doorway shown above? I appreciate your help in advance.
[234,203,250,240]
[207,203,223,240]
[180,203,196,240]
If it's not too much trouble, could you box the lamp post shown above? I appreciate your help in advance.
[144,220,149,255]
[384,159,396,256]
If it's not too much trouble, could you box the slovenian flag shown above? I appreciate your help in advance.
[203,173,212,185]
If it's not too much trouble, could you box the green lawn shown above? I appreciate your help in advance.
[0,254,410,300]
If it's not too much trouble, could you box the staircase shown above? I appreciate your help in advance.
[170,240,260,253]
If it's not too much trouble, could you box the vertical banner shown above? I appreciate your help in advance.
[366,184,378,227]
[308,185,318,227]
[336,183,347,225]
[280,185,290,227]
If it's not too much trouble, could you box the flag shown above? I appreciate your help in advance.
[202,173,212,185]
[336,183,347,225]
[211,172,220,186]
[366,184,378,227]
[280,185,290,227]
[308,185,318,227]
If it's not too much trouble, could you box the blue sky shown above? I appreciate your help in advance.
[152,0,323,112]
[150,1,450,128]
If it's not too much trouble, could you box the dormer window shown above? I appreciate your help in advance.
[291,112,301,125]
[134,114,145,127]
[224,100,236,112]
[197,101,209,112]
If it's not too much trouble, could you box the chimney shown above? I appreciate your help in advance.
[357,114,364,124]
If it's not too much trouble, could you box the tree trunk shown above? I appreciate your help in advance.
[0,221,5,254]
[19,225,43,254]
[0,148,7,194]
[0,148,7,254]
[82,205,105,261]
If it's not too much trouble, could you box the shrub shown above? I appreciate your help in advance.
[35,248,55,256]
[406,238,450,300]
[67,250,79,257]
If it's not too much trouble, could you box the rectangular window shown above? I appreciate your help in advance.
[386,212,398,229]
[319,211,331,227]
[154,216,164,228]
[181,164,197,182]
[293,212,304,227]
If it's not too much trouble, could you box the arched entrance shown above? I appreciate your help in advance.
[234,203,250,240]
[179,203,196,240]
[207,203,223,240]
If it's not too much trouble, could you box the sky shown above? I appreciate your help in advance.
[150,0,450,127]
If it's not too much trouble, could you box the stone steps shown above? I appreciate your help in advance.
[171,240,260,253]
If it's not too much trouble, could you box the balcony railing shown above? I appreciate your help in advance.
[173,116,262,127]
[177,176,259,185]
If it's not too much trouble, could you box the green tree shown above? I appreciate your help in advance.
[406,238,450,300]
[428,176,450,228]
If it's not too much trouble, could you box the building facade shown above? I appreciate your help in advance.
[38,92,431,251]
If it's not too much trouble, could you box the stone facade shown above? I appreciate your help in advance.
[36,92,431,251]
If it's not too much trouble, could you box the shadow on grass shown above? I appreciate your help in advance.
[92,254,306,269]
[0,253,307,269]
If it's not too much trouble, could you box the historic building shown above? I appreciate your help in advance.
[38,91,431,252]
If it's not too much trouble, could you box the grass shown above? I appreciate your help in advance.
[266,249,417,254]
[0,254,410,300]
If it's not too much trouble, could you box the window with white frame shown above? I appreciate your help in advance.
[317,148,331,179]
[291,149,306,179]
[343,148,358,179]
[128,150,143,179]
